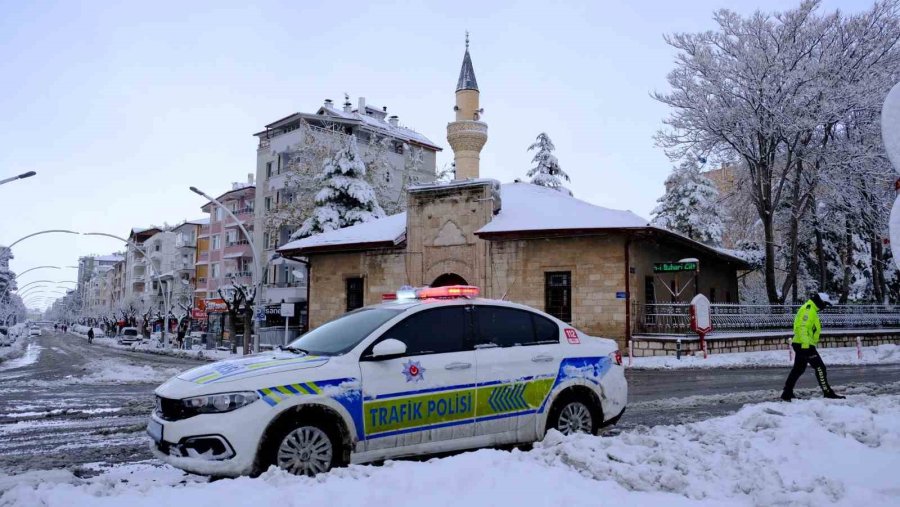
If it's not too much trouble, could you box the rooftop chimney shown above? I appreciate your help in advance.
[248,173,255,185]
[358,97,366,114]
[388,115,399,127]
[324,99,333,107]
[343,100,352,112]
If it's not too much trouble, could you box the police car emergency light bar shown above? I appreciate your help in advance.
[382,285,480,301]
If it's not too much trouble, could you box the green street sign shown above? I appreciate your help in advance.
[653,261,699,273]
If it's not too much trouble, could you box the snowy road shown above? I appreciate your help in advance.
[0,332,202,474]
[0,332,898,475]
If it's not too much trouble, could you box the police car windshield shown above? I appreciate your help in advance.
[287,308,403,356]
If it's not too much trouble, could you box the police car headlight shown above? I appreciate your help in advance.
[182,392,259,414]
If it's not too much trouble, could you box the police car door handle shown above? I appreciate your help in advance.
[445,362,472,370]
[531,354,554,363]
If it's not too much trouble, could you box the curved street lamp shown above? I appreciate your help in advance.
[13,265,61,278]
[0,171,36,186]
[15,279,76,291]
[5,229,79,249]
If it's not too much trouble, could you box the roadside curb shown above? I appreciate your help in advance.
[66,332,216,363]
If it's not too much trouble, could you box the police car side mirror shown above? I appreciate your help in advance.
[370,338,407,360]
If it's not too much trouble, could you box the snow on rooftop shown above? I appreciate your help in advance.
[476,182,648,235]
[279,212,407,252]
[95,254,124,262]
[319,104,440,149]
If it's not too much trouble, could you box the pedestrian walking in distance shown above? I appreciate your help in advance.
[87,327,94,344]
[781,293,846,401]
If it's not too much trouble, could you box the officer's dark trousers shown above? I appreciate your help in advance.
[783,343,833,394]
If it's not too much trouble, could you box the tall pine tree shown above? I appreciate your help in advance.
[293,136,385,239]
[526,133,571,194]
[651,158,723,246]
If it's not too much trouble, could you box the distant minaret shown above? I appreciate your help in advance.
[447,33,487,180]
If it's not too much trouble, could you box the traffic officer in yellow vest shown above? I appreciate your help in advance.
[781,293,846,401]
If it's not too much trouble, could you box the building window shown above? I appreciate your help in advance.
[215,208,224,222]
[211,263,220,278]
[266,161,273,178]
[211,235,220,250]
[265,196,272,211]
[346,277,364,312]
[277,153,283,174]
[544,271,572,323]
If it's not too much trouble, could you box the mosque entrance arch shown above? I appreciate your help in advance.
[430,273,469,287]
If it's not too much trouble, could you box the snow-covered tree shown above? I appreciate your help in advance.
[293,136,385,239]
[654,0,900,303]
[526,133,570,194]
[651,158,724,246]
[218,280,256,354]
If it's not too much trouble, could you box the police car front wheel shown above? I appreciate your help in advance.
[276,426,334,476]
[547,392,601,436]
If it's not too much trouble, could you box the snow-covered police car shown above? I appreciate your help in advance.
[148,286,627,477]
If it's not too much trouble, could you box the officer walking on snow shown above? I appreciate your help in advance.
[781,293,846,401]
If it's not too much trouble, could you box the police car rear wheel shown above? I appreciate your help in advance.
[557,402,593,435]
[275,425,334,476]
[547,392,601,436]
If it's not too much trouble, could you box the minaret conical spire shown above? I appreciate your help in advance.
[456,32,479,92]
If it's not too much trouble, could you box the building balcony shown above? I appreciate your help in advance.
[264,285,307,304]
[223,243,253,259]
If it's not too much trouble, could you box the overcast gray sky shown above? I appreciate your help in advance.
[0,0,868,310]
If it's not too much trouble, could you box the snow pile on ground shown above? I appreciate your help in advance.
[66,359,182,385]
[0,336,30,364]
[68,330,243,363]
[2,395,898,506]
[0,343,40,372]
[632,344,900,369]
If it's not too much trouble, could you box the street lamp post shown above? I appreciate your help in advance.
[13,265,61,278]
[190,186,262,354]
[5,229,79,249]
[83,232,172,348]
[0,171,36,186]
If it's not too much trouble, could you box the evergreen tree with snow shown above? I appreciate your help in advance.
[651,158,723,246]
[526,133,570,193]
[293,136,385,239]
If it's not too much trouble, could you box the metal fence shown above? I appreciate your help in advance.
[633,302,900,335]
[258,326,304,349]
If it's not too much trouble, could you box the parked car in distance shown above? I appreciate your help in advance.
[29,326,41,337]
[0,327,11,347]
[118,327,141,345]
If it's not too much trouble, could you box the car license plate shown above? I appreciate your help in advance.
[147,419,163,443]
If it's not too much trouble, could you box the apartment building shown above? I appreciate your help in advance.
[200,181,256,299]
[123,227,162,302]
[78,253,124,317]
[252,96,441,317]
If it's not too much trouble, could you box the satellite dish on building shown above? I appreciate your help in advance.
[292,269,305,280]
